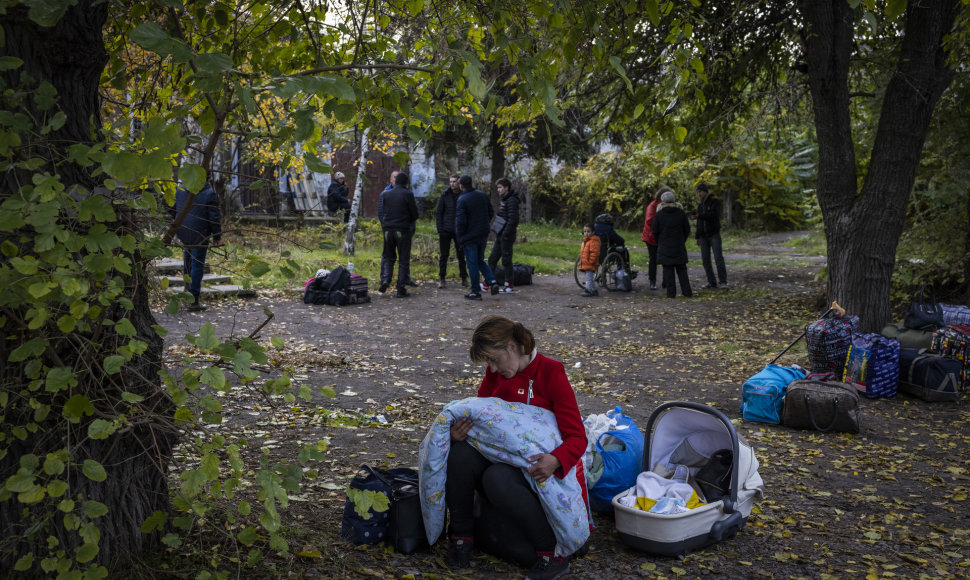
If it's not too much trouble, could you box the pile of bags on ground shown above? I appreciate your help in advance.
[303,265,370,306]
[741,287,970,434]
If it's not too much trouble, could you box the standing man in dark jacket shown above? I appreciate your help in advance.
[455,176,499,300]
[173,181,222,311]
[326,172,351,223]
[486,178,520,293]
[435,174,468,289]
[693,182,727,288]
[652,190,693,298]
[379,172,419,298]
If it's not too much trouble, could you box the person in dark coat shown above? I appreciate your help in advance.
[172,181,222,311]
[693,182,727,288]
[593,213,624,263]
[486,178,520,293]
[652,190,693,298]
[326,172,351,223]
[455,176,499,300]
[435,174,468,289]
[379,172,419,298]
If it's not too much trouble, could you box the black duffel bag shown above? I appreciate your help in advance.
[340,465,427,554]
[897,348,961,402]
[904,285,945,331]
[493,263,535,286]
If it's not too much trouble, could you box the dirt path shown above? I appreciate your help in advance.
[153,233,970,579]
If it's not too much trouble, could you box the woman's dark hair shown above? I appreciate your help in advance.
[496,178,512,189]
[470,315,536,362]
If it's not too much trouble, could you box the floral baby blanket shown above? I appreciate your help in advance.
[418,396,590,557]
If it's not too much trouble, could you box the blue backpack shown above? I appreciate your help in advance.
[740,364,806,424]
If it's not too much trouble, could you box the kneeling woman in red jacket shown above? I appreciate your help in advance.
[446,315,589,580]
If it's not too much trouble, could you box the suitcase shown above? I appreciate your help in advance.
[931,325,970,390]
[805,314,859,375]
[782,377,861,433]
[940,304,970,326]
[898,348,961,402]
[348,273,370,304]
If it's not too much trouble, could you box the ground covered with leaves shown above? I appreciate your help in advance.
[153,234,970,579]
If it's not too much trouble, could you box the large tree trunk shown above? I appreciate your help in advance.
[488,121,506,204]
[1,2,176,570]
[800,0,958,332]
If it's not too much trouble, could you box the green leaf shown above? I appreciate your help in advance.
[180,163,206,193]
[270,337,284,349]
[103,355,125,374]
[88,419,116,440]
[9,337,48,362]
[82,459,107,482]
[196,52,234,73]
[462,63,486,100]
[130,22,193,62]
[76,542,99,563]
[161,533,182,548]
[22,0,76,27]
[259,509,281,532]
[197,323,220,350]
[886,0,905,20]
[314,75,356,102]
[237,526,258,546]
[247,260,271,277]
[43,455,65,475]
[5,470,35,492]
[293,108,315,142]
[115,318,136,337]
[675,126,688,143]
[45,367,76,392]
[121,391,145,403]
[200,366,226,389]
[141,510,168,533]
[63,394,94,420]
[82,500,108,518]
[0,56,24,71]
[406,125,427,143]
[644,0,660,26]
[303,152,331,174]
[14,553,33,571]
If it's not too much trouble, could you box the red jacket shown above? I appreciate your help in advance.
[478,352,590,509]
[579,235,601,271]
[641,199,660,246]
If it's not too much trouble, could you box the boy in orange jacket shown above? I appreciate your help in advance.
[579,224,601,297]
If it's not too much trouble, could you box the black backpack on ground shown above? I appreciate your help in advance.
[304,266,351,306]
[493,263,535,286]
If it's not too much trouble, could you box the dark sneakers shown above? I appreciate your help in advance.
[464,292,483,300]
[444,538,473,569]
[525,554,569,580]
[489,280,499,295]
[186,302,207,312]
[378,282,389,293]
[395,289,410,298]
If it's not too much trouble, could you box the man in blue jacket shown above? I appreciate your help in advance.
[455,176,499,300]
[379,172,419,297]
[172,181,222,311]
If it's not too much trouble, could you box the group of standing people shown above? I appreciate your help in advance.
[436,174,519,299]
[640,183,727,298]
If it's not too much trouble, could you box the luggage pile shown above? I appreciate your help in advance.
[303,266,371,306]
[740,290,970,436]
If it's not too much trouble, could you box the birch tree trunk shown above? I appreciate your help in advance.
[344,127,370,255]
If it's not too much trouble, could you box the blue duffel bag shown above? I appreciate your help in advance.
[740,364,807,424]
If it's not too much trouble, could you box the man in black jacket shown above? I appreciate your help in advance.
[693,182,727,289]
[435,174,468,289]
[379,172,419,297]
[455,176,499,300]
[486,178,519,293]
[326,171,351,223]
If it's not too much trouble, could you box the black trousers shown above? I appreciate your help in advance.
[438,231,467,280]
[445,441,556,552]
[487,234,515,281]
[646,243,658,284]
[662,264,693,298]
[380,229,412,292]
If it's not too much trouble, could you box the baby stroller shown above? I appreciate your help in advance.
[612,402,764,556]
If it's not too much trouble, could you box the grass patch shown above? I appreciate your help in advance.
[783,229,826,256]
